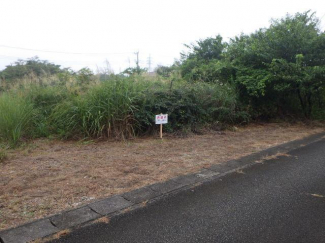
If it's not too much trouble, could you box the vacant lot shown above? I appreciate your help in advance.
[0,123,324,230]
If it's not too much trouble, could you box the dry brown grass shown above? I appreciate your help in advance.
[255,152,292,163]
[0,123,323,230]
[92,216,110,224]
[310,193,325,198]
[31,229,71,243]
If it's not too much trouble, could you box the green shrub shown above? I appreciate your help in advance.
[135,82,249,133]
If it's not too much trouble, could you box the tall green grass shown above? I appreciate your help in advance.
[0,93,35,147]
[0,75,250,144]
[51,78,161,139]
[24,85,70,137]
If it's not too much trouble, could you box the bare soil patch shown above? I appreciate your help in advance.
[0,123,323,230]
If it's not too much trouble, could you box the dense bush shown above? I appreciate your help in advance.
[136,82,248,133]
[180,11,325,119]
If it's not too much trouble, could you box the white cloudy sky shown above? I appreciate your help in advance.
[0,0,324,73]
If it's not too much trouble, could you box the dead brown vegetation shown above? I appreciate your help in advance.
[0,123,323,230]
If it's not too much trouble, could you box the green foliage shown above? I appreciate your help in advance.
[0,63,249,143]
[155,65,175,78]
[51,78,152,139]
[122,67,147,76]
[135,82,249,133]
[180,35,231,83]
[182,59,234,83]
[0,93,35,147]
[49,76,247,138]
[179,11,325,119]
[50,96,87,138]
[182,35,225,61]
[227,11,325,118]
[24,85,70,137]
[0,58,98,91]
[0,56,63,83]
[76,68,96,87]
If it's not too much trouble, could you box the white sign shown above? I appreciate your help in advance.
[155,114,168,124]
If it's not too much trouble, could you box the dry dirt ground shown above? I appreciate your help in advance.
[0,123,324,230]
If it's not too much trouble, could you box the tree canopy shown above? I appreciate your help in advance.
[0,56,65,81]
[180,11,325,118]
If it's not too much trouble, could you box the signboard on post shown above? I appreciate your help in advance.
[155,114,168,124]
[155,114,168,138]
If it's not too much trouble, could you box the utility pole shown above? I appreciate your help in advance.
[147,55,152,72]
[134,51,140,74]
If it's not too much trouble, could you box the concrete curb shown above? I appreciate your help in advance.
[1,132,324,243]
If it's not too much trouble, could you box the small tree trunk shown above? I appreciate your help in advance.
[297,88,308,118]
[306,92,313,118]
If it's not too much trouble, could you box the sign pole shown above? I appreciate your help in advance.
[160,113,163,139]
[155,113,168,139]
[160,123,163,139]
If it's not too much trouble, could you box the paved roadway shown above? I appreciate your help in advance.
[52,139,325,243]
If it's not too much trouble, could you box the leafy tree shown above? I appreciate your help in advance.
[227,11,325,118]
[180,35,231,83]
[182,35,225,61]
[179,11,325,118]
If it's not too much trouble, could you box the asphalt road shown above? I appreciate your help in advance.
[51,139,325,243]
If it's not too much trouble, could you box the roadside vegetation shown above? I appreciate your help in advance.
[0,11,324,148]
[0,72,243,146]
[0,11,325,231]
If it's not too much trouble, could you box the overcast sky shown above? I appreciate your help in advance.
[1,0,325,73]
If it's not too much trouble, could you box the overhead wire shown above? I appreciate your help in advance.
[0,44,177,71]
[0,44,133,55]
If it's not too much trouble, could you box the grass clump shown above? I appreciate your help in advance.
[0,93,35,147]
[51,78,156,139]
[24,85,69,137]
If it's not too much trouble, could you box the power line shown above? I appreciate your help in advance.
[0,44,133,56]
[0,44,179,58]
[0,55,106,64]
[0,54,21,59]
